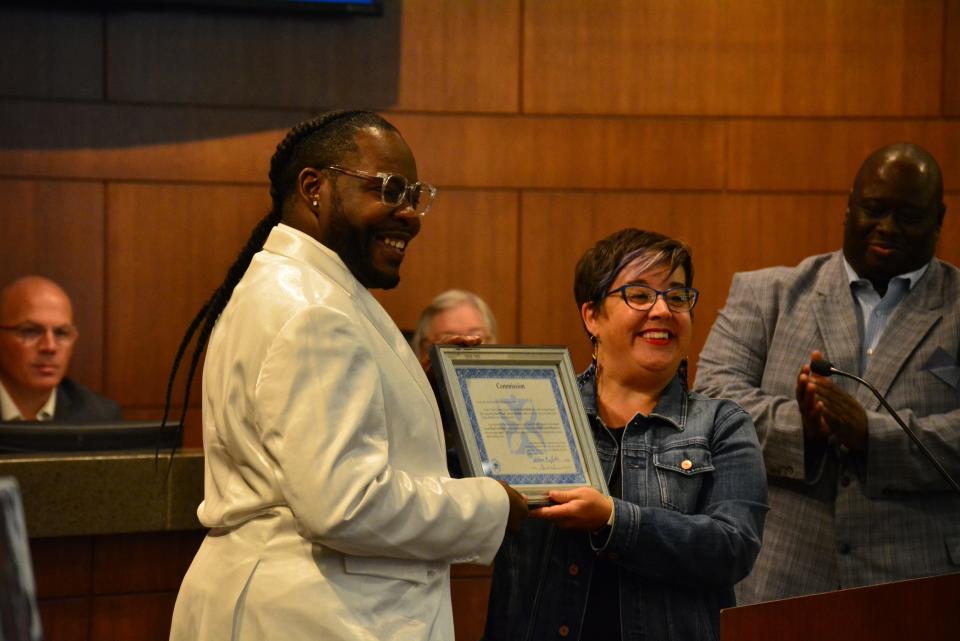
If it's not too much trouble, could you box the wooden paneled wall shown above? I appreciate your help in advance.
[2,0,959,442]
[30,532,204,641]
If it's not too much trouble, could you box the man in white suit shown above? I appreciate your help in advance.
[696,143,960,603]
[170,111,527,640]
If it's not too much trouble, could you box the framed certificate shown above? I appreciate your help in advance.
[430,345,608,506]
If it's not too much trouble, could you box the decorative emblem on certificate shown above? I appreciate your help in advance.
[430,345,608,506]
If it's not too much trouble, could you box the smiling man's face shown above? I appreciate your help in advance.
[319,126,422,290]
[844,151,943,289]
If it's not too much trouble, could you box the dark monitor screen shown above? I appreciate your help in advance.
[0,421,181,454]
[4,0,383,15]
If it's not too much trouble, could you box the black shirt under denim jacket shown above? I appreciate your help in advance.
[483,365,769,641]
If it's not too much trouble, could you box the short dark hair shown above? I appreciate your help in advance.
[574,228,693,324]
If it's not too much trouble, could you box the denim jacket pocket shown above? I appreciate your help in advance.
[653,445,715,513]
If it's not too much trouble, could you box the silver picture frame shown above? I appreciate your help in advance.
[430,345,608,507]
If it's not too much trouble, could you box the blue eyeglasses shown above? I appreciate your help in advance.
[605,285,699,312]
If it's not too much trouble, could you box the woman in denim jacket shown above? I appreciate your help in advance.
[483,229,768,641]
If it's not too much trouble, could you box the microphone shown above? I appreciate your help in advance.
[810,359,960,496]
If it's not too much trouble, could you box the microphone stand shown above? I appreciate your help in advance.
[813,360,960,497]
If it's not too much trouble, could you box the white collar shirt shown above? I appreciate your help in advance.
[0,380,56,421]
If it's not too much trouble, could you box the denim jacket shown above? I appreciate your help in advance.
[483,366,768,641]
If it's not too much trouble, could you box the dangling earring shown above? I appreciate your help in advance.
[311,199,319,208]
[590,335,599,368]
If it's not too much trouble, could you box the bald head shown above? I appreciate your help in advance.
[852,143,944,208]
[0,276,73,323]
[0,276,77,404]
[844,143,946,293]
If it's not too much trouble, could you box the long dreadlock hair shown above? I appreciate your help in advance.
[160,110,399,444]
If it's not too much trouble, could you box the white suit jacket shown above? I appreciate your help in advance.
[170,224,509,641]
[695,251,960,603]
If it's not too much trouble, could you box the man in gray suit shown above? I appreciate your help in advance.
[696,142,959,603]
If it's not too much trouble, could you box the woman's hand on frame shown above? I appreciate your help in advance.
[531,487,613,531]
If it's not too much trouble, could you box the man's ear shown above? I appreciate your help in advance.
[297,167,327,211]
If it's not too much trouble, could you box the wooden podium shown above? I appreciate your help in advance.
[721,572,960,641]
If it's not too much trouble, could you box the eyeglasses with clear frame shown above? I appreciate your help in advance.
[0,323,78,346]
[604,284,699,312]
[326,165,438,216]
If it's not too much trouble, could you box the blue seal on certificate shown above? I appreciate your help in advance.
[457,367,587,486]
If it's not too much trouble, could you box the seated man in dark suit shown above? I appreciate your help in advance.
[0,276,120,422]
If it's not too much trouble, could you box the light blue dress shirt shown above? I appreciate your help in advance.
[842,257,929,373]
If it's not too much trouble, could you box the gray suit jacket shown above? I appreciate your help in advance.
[695,251,960,604]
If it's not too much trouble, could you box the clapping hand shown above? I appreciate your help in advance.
[800,350,869,453]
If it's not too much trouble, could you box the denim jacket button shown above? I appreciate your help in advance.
[558,625,570,637]
[567,563,579,576]
[681,459,693,471]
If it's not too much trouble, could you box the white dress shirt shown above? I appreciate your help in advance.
[0,381,55,421]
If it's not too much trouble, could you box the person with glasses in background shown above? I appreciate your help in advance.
[483,228,767,641]
[410,289,499,475]
[410,289,498,370]
[696,142,960,603]
[168,111,527,641]
[0,276,120,422]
